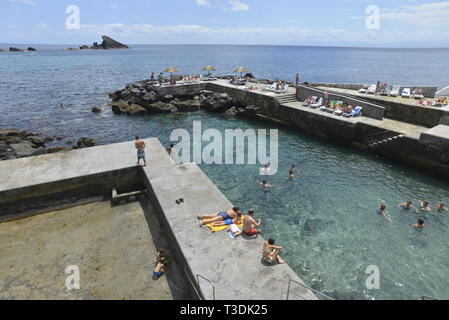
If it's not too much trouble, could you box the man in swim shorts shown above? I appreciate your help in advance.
[198,207,240,226]
[243,209,262,236]
[135,136,146,167]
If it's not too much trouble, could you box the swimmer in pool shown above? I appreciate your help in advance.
[399,200,414,210]
[413,219,425,229]
[261,164,270,172]
[417,200,432,212]
[376,204,392,221]
[259,180,274,188]
[435,203,448,212]
[287,165,297,179]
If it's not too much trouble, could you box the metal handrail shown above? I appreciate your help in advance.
[196,274,216,300]
[286,279,334,300]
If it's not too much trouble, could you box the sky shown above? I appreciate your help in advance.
[1,0,449,47]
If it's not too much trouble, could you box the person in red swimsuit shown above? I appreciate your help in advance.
[243,209,262,236]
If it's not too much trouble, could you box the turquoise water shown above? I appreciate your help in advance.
[139,112,449,300]
[1,45,449,299]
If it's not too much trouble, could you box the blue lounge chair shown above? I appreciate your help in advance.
[345,106,363,117]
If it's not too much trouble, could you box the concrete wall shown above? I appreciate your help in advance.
[296,84,386,120]
[0,167,143,220]
[310,83,438,98]
[360,96,449,128]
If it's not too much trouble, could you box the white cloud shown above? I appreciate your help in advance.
[228,0,249,11]
[58,22,449,45]
[195,0,249,11]
[196,0,211,6]
[109,3,119,9]
[8,0,37,5]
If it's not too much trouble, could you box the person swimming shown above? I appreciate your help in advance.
[288,165,296,179]
[259,180,273,188]
[413,219,425,229]
[376,204,392,221]
[417,200,432,212]
[435,203,448,212]
[399,201,414,210]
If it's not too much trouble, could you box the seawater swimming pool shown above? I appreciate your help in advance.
[114,110,449,300]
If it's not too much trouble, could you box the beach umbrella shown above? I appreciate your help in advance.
[234,67,249,78]
[164,66,179,79]
[202,66,216,76]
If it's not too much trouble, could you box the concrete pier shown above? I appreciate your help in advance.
[0,138,317,300]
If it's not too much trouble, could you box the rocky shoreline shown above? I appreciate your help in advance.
[0,129,97,161]
[107,79,264,118]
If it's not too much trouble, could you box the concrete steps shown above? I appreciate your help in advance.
[368,134,405,149]
[275,94,300,104]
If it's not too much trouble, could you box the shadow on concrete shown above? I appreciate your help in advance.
[139,196,193,300]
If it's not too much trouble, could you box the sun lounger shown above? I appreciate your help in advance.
[401,88,411,98]
[389,85,400,97]
[310,98,323,109]
[263,83,277,91]
[303,96,317,106]
[334,109,344,116]
[276,84,289,94]
[381,85,392,96]
[411,89,424,99]
[359,85,369,93]
[367,84,377,94]
[344,106,363,117]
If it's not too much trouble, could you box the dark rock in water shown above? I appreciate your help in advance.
[9,47,23,52]
[27,47,37,51]
[91,106,102,113]
[127,104,147,115]
[91,35,129,50]
[10,141,46,158]
[67,47,78,51]
[244,73,254,78]
[225,107,244,117]
[110,101,130,115]
[26,136,46,147]
[79,45,90,50]
[47,146,73,153]
[199,90,215,97]
[144,102,177,114]
[176,100,201,112]
[77,137,97,148]
[245,105,262,114]
[301,219,335,237]
[202,93,233,113]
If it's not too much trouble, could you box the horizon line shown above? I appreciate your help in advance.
[1,42,449,50]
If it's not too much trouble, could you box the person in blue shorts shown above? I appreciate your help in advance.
[197,207,240,227]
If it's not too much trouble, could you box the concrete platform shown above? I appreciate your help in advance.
[0,138,317,300]
[0,201,172,300]
[420,125,449,147]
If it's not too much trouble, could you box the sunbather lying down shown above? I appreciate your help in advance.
[211,211,243,227]
[198,207,241,226]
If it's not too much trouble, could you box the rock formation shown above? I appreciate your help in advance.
[107,79,263,118]
[0,129,97,161]
[79,35,129,50]
[9,47,23,52]
[27,47,37,51]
